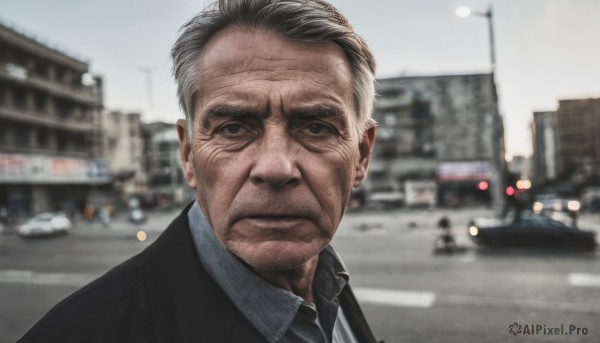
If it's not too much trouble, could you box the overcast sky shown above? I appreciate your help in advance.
[2,0,599,157]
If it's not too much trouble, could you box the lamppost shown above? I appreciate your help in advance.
[456,5,506,216]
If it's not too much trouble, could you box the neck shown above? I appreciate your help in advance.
[254,255,319,304]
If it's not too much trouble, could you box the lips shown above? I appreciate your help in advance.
[238,215,309,226]
[228,197,320,226]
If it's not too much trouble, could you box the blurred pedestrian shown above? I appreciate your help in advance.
[437,216,454,244]
[99,205,111,228]
[83,205,94,222]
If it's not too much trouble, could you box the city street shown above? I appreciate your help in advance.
[1,207,599,343]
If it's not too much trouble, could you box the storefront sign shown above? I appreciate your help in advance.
[436,160,491,182]
[0,154,109,184]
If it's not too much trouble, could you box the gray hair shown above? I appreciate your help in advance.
[172,0,376,139]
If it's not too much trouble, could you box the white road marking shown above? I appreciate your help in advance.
[569,273,600,287]
[0,270,96,287]
[456,253,476,263]
[439,294,600,314]
[354,287,436,308]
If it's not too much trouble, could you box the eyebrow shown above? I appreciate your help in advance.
[287,105,348,126]
[201,106,265,128]
[201,104,349,128]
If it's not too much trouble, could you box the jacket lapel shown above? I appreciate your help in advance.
[339,284,379,343]
[143,203,266,343]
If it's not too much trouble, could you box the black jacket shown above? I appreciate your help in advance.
[19,204,379,343]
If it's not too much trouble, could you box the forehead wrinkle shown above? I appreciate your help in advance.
[201,66,333,85]
[197,75,347,114]
[199,43,347,83]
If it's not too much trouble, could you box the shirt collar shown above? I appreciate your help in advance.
[188,202,300,342]
[187,201,349,343]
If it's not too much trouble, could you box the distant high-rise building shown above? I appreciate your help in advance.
[0,21,107,214]
[555,98,600,176]
[507,155,532,180]
[531,111,558,183]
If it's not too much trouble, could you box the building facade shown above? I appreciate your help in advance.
[555,98,600,177]
[142,122,191,208]
[102,111,146,198]
[0,21,108,215]
[531,111,558,183]
[365,73,504,207]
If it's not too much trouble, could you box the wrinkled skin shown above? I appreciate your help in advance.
[177,27,376,283]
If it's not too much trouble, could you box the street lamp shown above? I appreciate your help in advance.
[456,5,506,216]
[454,6,472,18]
[455,5,496,73]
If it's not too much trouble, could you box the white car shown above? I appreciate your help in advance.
[18,213,72,237]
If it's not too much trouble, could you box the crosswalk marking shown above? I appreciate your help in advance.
[0,270,95,287]
[354,287,436,308]
[568,273,600,287]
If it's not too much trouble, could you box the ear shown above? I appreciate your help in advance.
[176,119,197,189]
[353,120,376,188]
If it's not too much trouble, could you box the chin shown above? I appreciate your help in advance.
[230,240,327,272]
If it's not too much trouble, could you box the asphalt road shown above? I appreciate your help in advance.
[1,207,599,343]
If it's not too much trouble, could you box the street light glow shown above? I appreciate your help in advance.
[136,230,147,242]
[455,6,472,18]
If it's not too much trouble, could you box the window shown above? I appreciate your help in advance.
[14,124,29,148]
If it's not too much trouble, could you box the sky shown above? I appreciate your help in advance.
[1,0,599,157]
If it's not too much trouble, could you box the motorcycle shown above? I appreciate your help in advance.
[432,216,465,255]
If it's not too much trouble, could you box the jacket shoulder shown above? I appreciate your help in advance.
[19,251,155,343]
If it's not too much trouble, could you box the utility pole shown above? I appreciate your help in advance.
[139,67,159,117]
[456,5,506,216]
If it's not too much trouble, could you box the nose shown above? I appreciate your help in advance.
[250,129,300,189]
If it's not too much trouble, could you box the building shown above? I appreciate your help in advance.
[365,73,504,207]
[531,98,600,199]
[531,111,558,183]
[555,98,600,177]
[142,122,191,208]
[102,111,146,198]
[0,21,108,215]
[507,155,532,180]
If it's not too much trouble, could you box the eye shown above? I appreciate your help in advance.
[305,123,334,136]
[221,124,242,135]
[308,124,324,134]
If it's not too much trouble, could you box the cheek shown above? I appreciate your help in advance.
[192,142,251,216]
[302,150,356,217]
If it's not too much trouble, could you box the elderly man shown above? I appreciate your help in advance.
[19,0,378,342]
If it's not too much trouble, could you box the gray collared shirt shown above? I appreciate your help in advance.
[187,201,358,343]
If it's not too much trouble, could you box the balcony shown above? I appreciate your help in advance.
[0,66,97,104]
[0,145,92,159]
[0,105,94,132]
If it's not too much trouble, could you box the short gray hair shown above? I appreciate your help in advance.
[172,0,376,138]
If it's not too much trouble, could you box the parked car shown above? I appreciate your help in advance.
[468,210,597,251]
[18,212,72,238]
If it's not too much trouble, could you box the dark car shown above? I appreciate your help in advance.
[468,210,597,251]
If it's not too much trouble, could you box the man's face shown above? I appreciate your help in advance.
[177,27,375,271]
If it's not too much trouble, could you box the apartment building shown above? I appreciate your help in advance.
[0,21,107,215]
